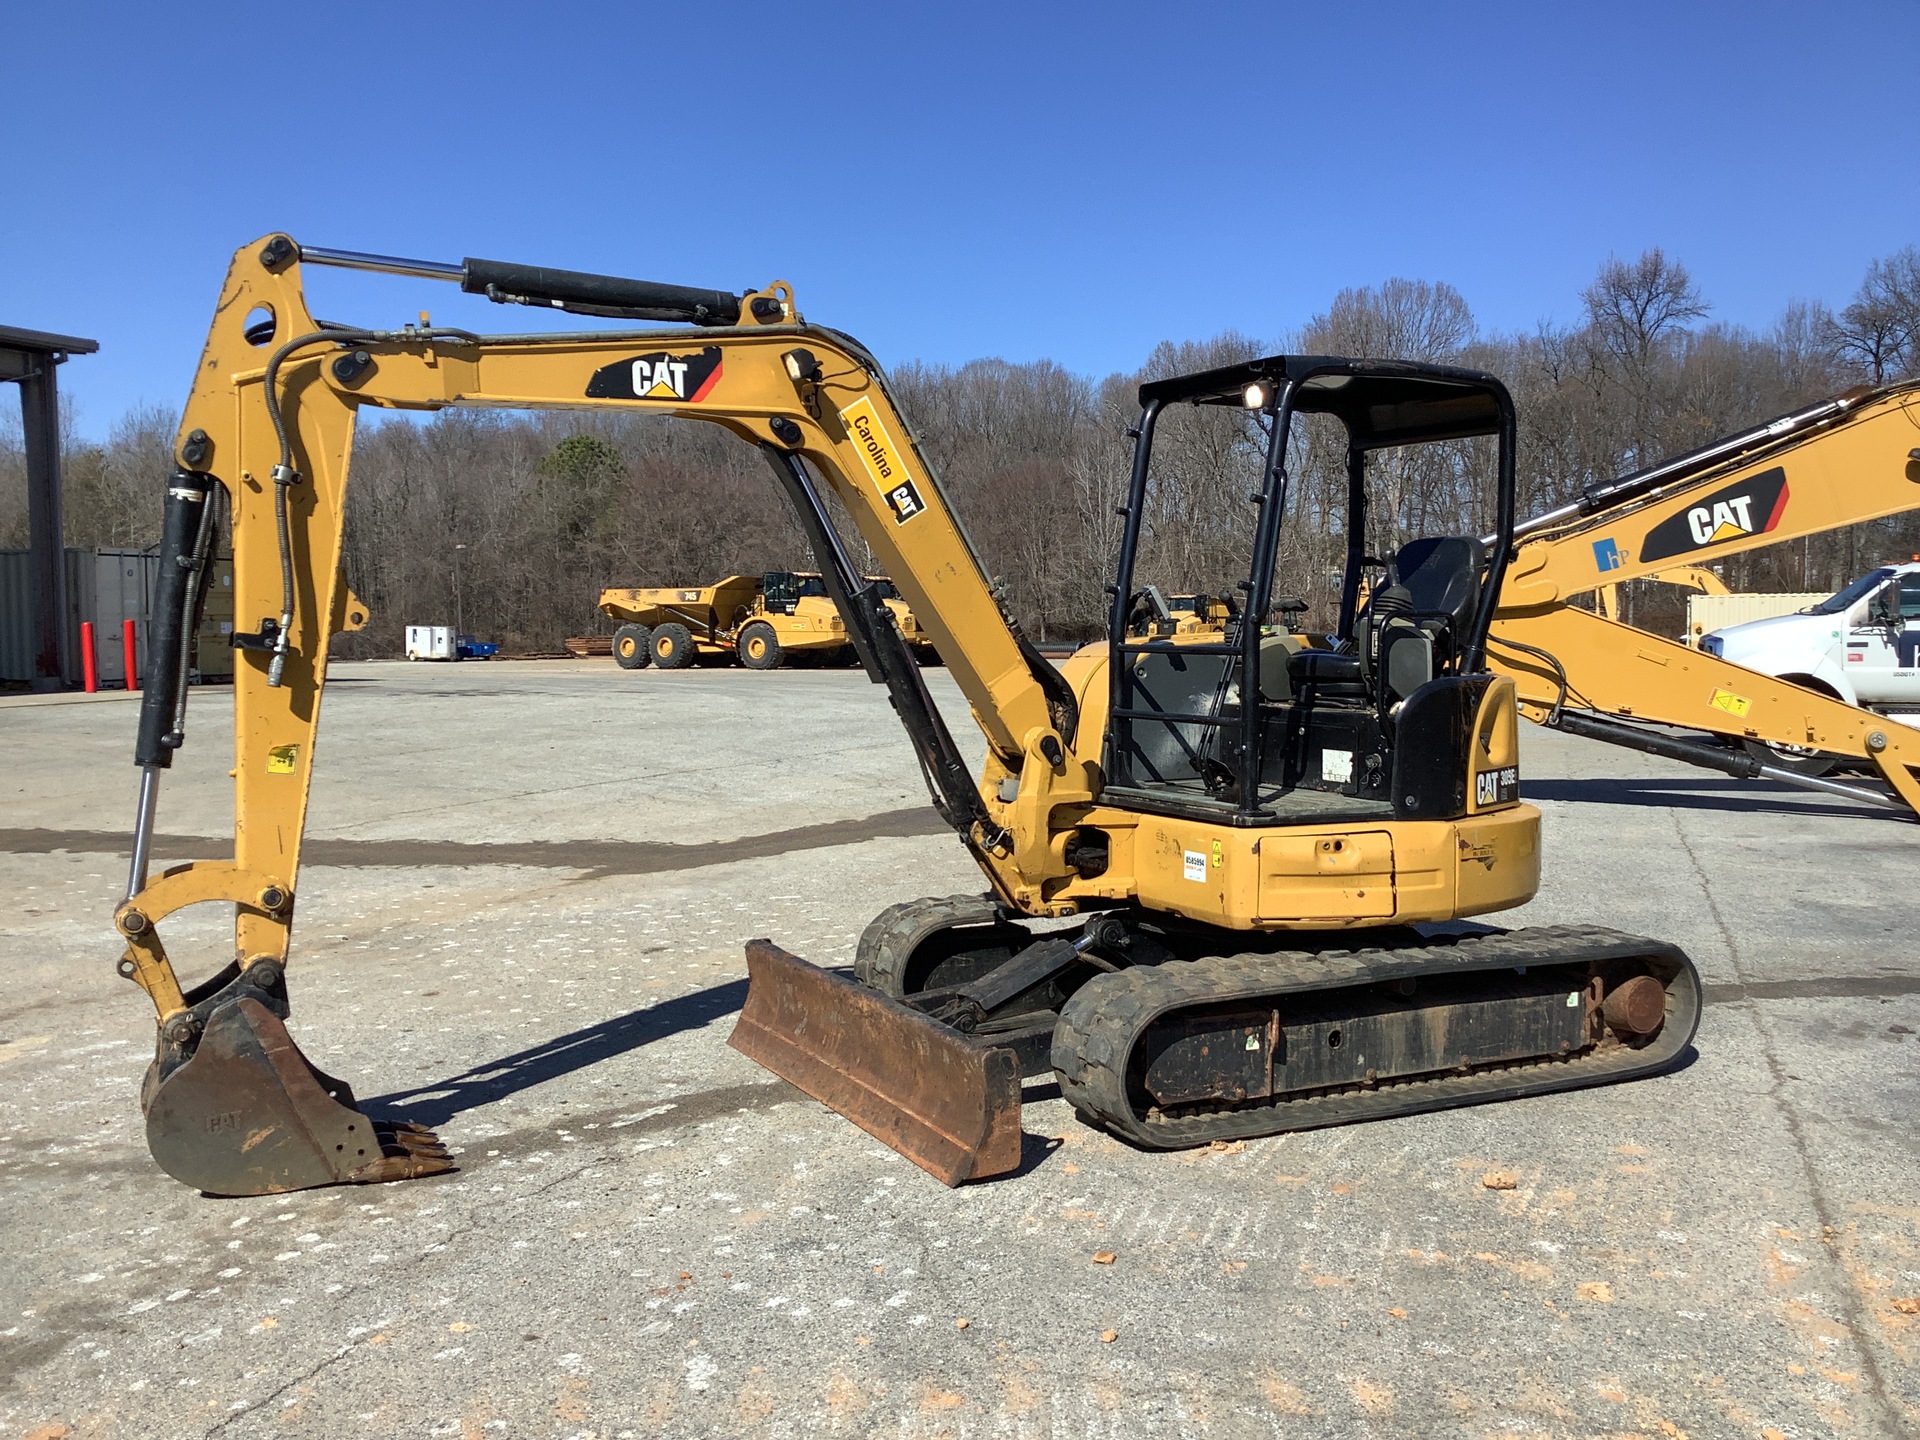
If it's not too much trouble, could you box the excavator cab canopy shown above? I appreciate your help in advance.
[1138,355,1509,449]
[1109,355,1518,826]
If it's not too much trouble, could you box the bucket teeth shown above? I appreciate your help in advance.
[349,1122,456,1183]
[143,995,457,1195]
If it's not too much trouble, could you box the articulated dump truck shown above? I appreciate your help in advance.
[598,569,935,669]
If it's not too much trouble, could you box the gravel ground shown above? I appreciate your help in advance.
[1,659,1916,1439]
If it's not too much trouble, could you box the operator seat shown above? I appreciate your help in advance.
[1367,535,1485,702]
[1288,535,1486,706]
[1394,535,1483,639]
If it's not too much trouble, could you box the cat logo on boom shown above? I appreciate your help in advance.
[1640,467,1789,562]
[585,346,724,403]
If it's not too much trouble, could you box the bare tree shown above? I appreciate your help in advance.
[1829,246,1920,383]
[1581,249,1710,369]
[1311,278,1476,360]
[0,404,24,547]
[26,246,1920,662]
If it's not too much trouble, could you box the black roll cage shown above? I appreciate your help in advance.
[1105,355,1519,823]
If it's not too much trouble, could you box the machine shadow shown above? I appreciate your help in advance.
[363,977,749,1128]
[1523,775,1905,822]
[1007,1131,1064,1178]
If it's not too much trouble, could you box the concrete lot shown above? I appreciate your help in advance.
[2,659,1917,1439]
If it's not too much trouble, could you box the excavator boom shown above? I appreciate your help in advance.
[1491,379,1920,815]
[120,237,1074,1192]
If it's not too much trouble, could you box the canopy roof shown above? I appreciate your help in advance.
[1137,355,1509,449]
[0,324,99,356]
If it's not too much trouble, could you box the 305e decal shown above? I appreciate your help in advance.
[1475,765,1519,807]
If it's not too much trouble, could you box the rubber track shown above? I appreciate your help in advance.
[1052,925,1701,1149]
[853,894,1003,996]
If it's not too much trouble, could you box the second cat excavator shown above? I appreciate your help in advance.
[115,236,1700,1196]
[1484,378,1920,816]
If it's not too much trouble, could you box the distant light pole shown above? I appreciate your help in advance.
[453,544,467,637]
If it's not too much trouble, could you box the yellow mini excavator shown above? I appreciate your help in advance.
[116,236,1699,1195]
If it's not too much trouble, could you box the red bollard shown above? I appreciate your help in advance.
[81,621,99,693]
[123,618,139,691]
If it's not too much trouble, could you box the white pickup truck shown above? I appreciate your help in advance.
[1702,563,1920,769]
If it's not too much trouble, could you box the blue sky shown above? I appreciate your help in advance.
[4,2,1916,437]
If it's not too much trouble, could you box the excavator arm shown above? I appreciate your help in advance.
[1489,379,1920,814]
[1595,563,1727,622]
[118,236,1083,1193]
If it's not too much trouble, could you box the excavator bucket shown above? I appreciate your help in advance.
[729,940,1024,1186]
[142,997,454,1196]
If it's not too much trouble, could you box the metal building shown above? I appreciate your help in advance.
[1,324,99,689]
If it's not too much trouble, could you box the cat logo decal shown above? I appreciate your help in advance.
[1641,468,1788,562]
[585,347,724,403]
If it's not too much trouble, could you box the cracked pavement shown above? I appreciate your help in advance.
[2,660,1917,1437]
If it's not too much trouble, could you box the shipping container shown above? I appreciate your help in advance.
[1684,592,1827,647]
[0,548,233,685]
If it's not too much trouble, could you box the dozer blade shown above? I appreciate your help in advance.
[143,997,455,1196]
[729,939,1024,1186]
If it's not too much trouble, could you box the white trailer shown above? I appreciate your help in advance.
[405,625,456,661]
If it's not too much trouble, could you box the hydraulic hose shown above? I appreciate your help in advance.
[260,329,360,686]
[1485,632,1573,723]
[258,326,479,686]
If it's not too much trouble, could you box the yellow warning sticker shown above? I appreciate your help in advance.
[838,396,927,525]
[266,744,300,774]
[1709,688,1752,718]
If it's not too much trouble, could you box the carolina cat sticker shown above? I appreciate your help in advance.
[839,396,927,524]
[586,347,724,402]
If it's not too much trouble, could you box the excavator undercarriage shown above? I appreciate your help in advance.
[734,899,1697,1183]
[120,237,1702,1195]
